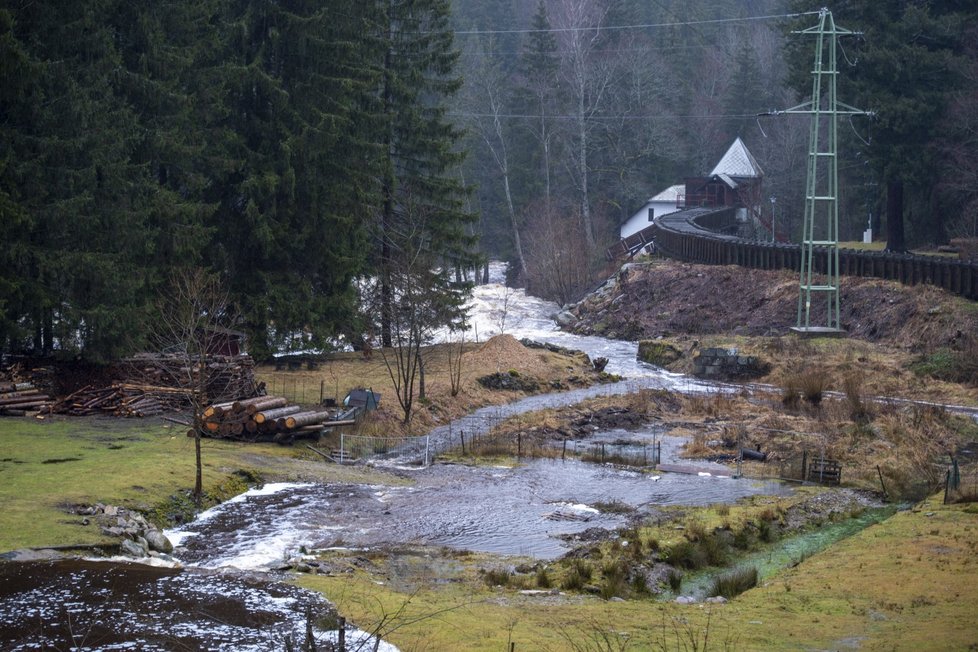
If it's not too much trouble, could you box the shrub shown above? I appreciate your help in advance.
[536,567,552,588]
[666,540,708,570]
[797,369,829,406]
[781,383,801,409]
[481,568,511,587]
[843,373,872,423]
[700,532,730,566]
[757,518,776,543]
[708,566,758,599]
[666,568,684,592]
[599,559,629,600]
[561,559,593,591]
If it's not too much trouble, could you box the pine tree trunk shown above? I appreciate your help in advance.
[885,179,906,253]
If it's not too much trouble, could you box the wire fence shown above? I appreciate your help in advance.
[261,377,337,406]
[339,433,432,466]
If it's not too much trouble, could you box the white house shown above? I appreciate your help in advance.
[619,184,685,240]
[619,138,765,241]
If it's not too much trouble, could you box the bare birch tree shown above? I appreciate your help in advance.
[146,268,238,505]
[552,0,617,254]
[463,37,528,278]
[377,201,468,424]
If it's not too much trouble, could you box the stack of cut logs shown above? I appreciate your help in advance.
[125,353,259,404]
[51,383,186,417]
[197,395,353,445]
[0,382,53,416]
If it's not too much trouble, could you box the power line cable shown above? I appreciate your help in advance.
[452,11,820,36]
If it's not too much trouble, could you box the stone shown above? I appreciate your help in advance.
[120,538,146,558]
[637,341,682,367]
[705,596,728,604]
[555,310,578,328]
[144,529,174,554]
[103,505,119,517]
[675,596,696,604]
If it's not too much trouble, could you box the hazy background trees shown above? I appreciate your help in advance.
[3,0,977,362]
[454,0,978,299]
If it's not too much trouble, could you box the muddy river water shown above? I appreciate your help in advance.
[1,264,793,651]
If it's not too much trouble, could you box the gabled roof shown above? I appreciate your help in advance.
[648,184,685,203]
[709,137,763,178]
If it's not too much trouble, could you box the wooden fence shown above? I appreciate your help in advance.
[608,207,978,300]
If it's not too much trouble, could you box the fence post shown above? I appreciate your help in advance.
[340,433,345,462]
[801,450,807,483]
[425,435,430,467]
[338,616,346,652]
[562,439,567,460]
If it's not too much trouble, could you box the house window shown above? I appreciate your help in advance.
[647,207,655,222]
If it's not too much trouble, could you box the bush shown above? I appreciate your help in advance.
[708,566,758,599]
[666,540,708,570]
[561,559,593,591]
[599,559,629,600]
[843,373,872,423]
[666,568,683,592]
[797,369,829,406]
[535,567,552,588]
[481,568,512,587]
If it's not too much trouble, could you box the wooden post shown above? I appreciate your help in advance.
[801,450,808,483]
[562,439,567,460]
[338,616,346,652]
[320,380,324,405]
[876,465,889,501]
[461,431,466,455]
[517,433,522,459]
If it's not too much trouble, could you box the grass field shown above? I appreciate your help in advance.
[0,417,399,551]
[299,495,978,651]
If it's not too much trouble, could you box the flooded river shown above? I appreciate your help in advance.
[1,262,790,651]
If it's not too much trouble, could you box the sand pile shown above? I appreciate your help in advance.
[463,334,558,379]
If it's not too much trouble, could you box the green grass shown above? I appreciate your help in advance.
[297,495,978,651]
[0,416,401,551]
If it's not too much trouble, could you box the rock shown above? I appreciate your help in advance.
[675,596,696,604]
[555,310,578,328]
[103,505,119,517]
[120,538,147,558]
[144,529,174,554]
[705,596,728,604]
[592,357,609,372]
[637,341,683,367]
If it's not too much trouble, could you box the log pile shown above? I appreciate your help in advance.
[196,396,355,445]
[0,382,54,416]
[124,353,259,404]
[50,383,188,417]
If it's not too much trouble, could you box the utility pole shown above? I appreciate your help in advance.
[762,8,872,334]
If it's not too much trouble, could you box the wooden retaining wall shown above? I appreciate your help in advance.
[609,207,978,301]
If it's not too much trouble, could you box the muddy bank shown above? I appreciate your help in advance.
[0,559,337,651]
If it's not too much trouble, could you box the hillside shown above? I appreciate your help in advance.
[567,259,978,350]
[561,258,978,406]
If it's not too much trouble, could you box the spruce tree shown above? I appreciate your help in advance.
[203,0,378,358]
[375,0,476,347]
[0,1,170,360]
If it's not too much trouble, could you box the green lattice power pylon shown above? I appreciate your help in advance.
[770,8,870,334]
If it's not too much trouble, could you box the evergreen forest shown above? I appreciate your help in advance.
[2,0,976,362]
